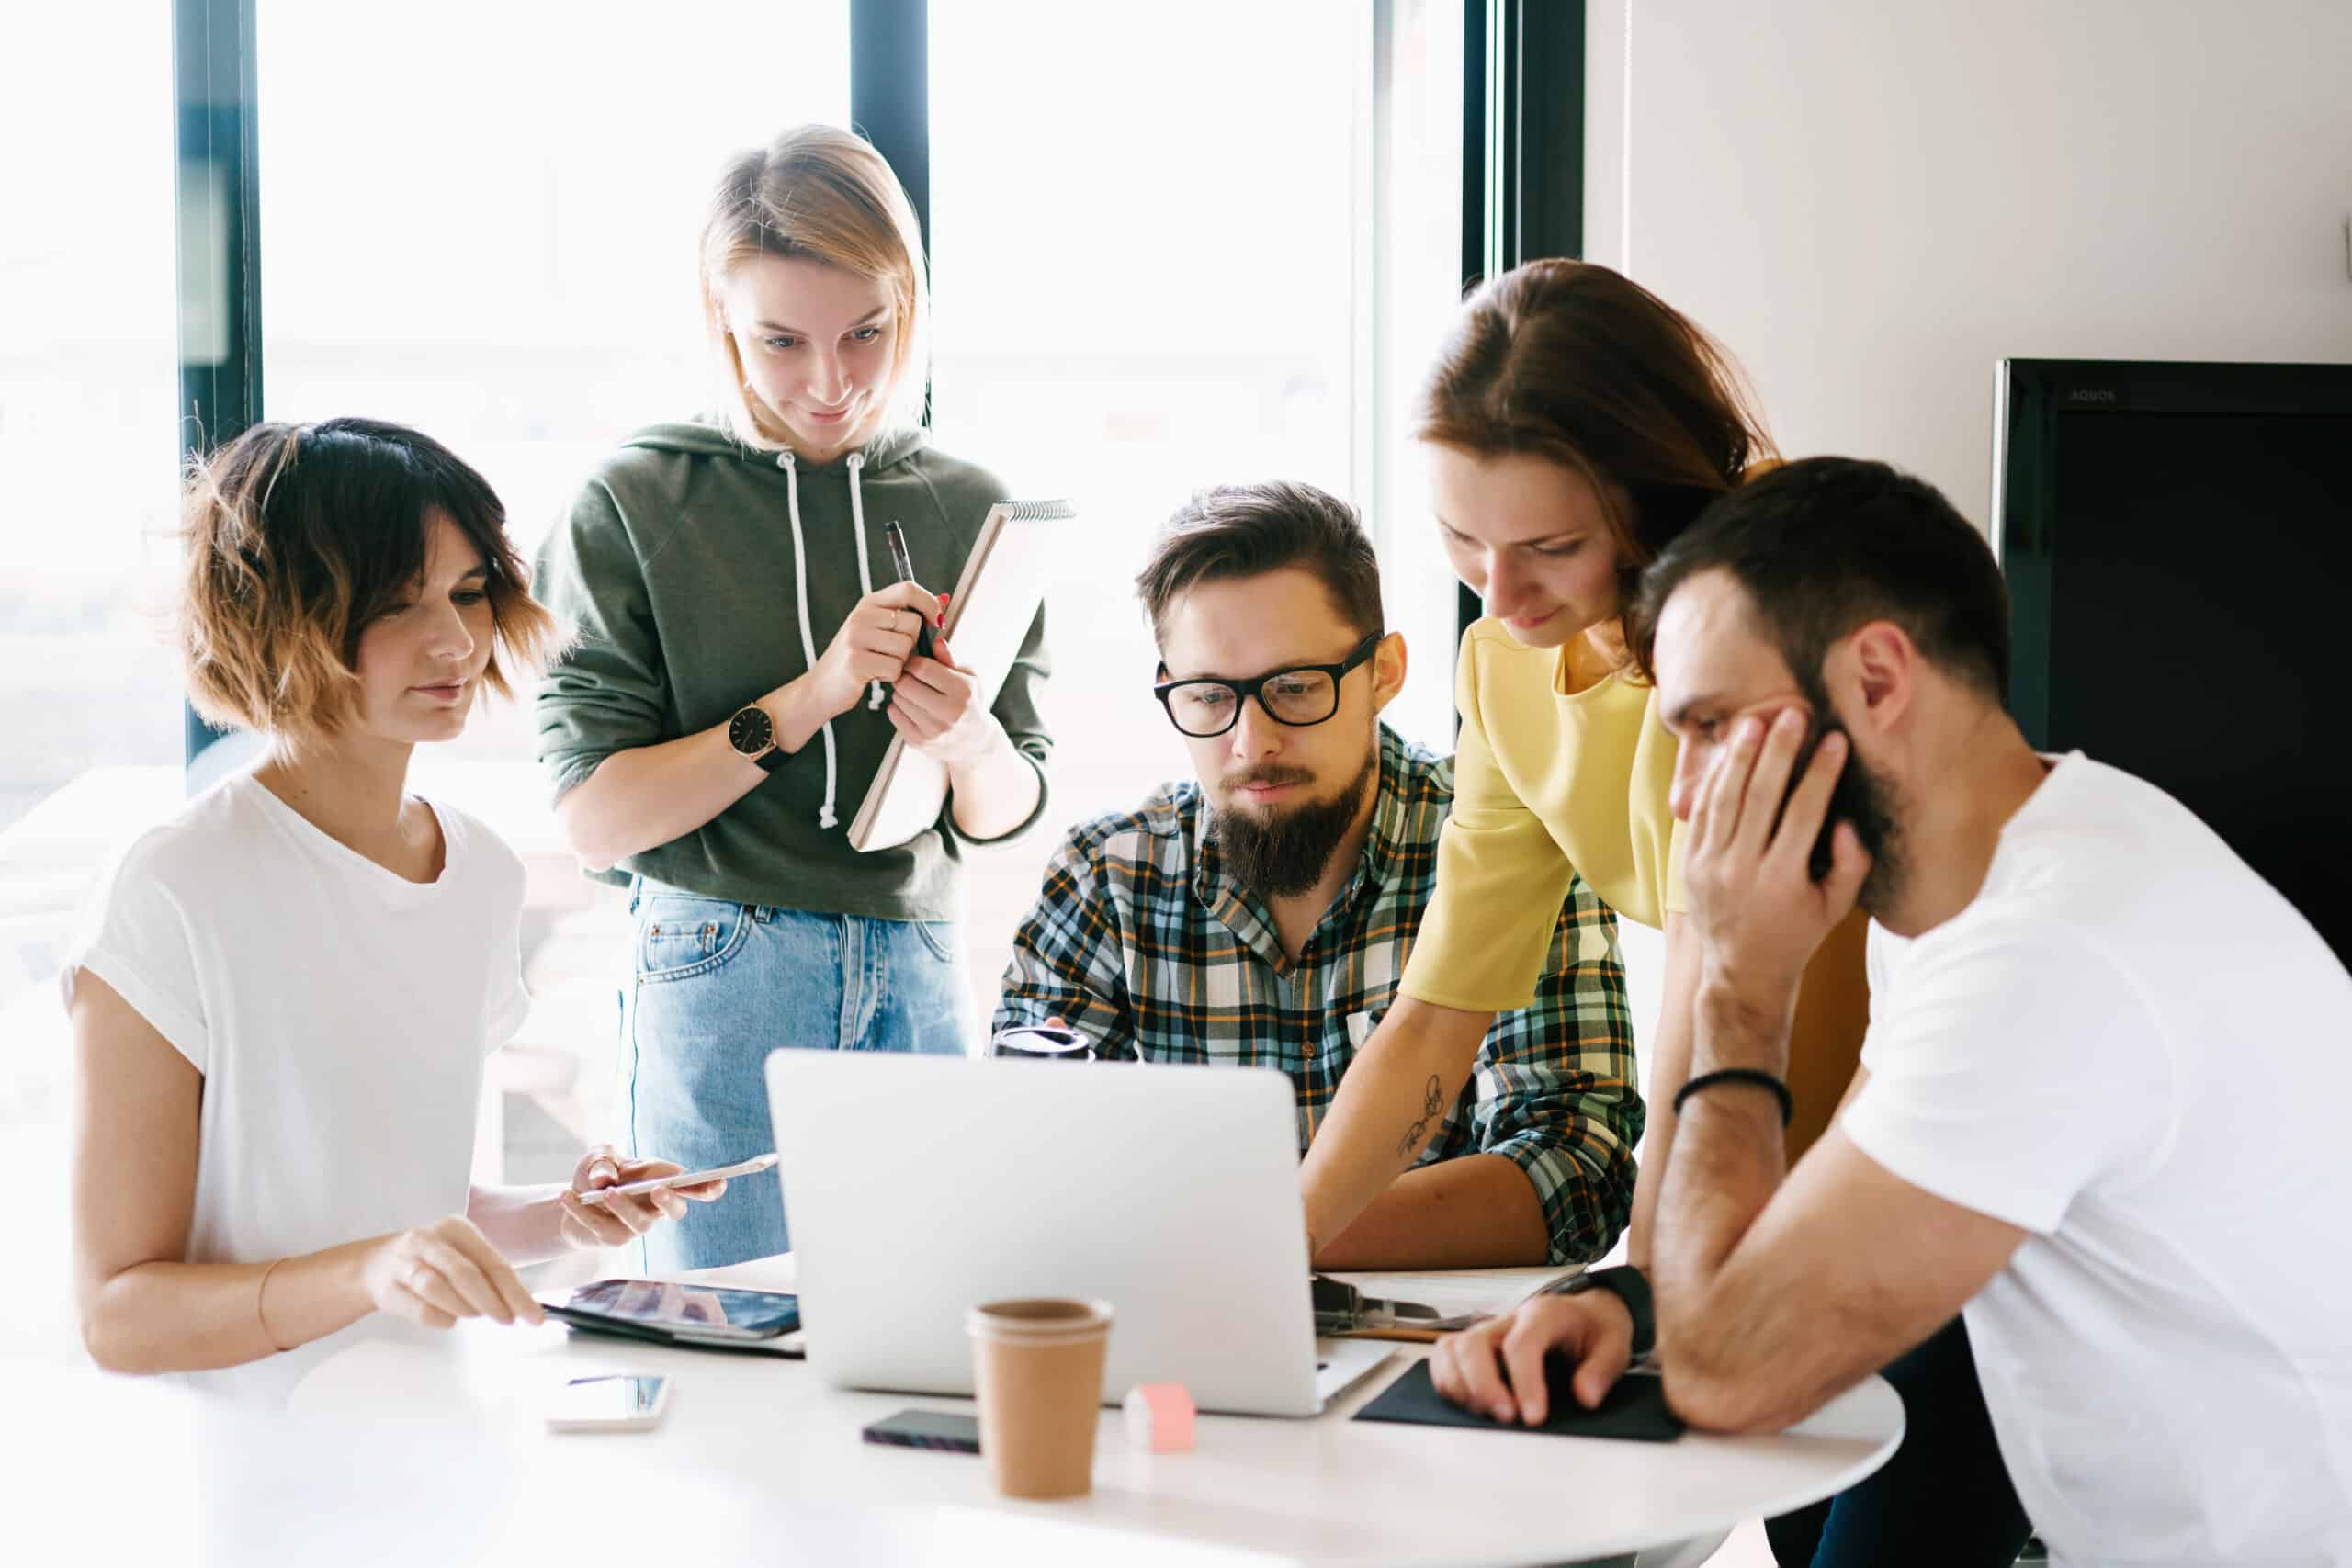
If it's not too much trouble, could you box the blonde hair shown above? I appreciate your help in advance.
[179,418,557,745]
[700,124,933,446]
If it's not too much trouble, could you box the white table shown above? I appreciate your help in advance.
[17,1256,1900,1566]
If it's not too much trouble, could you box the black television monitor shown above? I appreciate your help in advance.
[1994,358,2352,966]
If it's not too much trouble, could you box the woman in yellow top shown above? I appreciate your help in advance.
[1302,258,1867,1268]
[1320,259,2017,1568]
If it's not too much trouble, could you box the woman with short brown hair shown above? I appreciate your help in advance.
[67,418,715,1386]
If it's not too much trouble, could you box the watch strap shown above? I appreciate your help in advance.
[1565,1264,1656,1358]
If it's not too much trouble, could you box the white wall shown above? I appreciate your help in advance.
[1578,0,2352,1093]
[1586,0,2352,533]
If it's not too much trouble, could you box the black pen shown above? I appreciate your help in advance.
[883,521,938,660]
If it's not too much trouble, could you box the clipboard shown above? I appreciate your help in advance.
[849,499,1076,852]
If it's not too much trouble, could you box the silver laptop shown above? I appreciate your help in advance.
[764,1051,1393,1417]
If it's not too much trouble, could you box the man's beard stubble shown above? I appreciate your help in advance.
[1209,750,1380,899]
[1792,674,1905,914]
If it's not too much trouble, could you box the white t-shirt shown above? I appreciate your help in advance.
[1845,754,2352,1567]
[64,773,530,1274]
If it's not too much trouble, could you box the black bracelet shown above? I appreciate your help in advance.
[1673,1067,1794,1126]
[1563,1264,1656,1358]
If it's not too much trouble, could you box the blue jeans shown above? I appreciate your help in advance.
[1765,1315,2030,1567]
[620,881,973,1272]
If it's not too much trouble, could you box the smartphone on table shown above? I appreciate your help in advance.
[545,1374,671,1433]
[862,1409,980,1454]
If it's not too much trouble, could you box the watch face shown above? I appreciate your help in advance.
[729,705,774,756]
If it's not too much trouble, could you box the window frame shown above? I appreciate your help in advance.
[1453,0,1588,654]
[167,0,933,780]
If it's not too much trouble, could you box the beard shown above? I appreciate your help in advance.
[1792,672,1905,914]
[1209,750,1379,899]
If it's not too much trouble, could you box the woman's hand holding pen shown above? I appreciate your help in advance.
[888,632,1006,768]
[803,581,943,720]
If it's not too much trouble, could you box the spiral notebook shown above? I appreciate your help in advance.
[849,499,1076,852]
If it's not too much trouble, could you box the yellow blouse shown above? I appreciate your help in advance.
[1400,618,1684,1012]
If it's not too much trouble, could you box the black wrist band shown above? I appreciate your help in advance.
[1564,1264,1656,1358]
[1673,1067,1794,1126]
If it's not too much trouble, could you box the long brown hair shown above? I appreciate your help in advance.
[1417,259,1775,615]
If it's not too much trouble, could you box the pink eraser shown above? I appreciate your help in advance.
[1122,1382,1196,1453]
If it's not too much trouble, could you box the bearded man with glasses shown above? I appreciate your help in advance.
[993,482,1643,1269]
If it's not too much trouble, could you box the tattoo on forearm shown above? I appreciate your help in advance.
[1396,1075,1445,1160]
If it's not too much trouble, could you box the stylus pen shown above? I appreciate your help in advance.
[883,521,938,660]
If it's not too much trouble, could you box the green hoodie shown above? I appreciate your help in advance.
[532,418,1052,921]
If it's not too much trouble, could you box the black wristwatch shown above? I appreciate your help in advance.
[727,703,786,773]
[1563,1264,1656,1358]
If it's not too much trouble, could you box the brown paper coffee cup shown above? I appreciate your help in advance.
[966,1298,1114,1499]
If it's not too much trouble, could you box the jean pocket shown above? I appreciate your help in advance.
[913,919,959,963]
[636,895,753,983]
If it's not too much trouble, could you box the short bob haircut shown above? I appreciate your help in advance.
[700,124,933,446]
[1418,258,1775,622]
[179,417,556,744]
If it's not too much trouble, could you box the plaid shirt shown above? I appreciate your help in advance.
[994,726,1644,1264]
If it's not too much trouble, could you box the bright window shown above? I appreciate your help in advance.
[256,0,853,766]
[930,0,1464,991]
[0,0,180,1353]
[0,1,182,836]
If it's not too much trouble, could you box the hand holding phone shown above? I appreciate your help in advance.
[557,1146,750,1252]
[575,1152,777,1205]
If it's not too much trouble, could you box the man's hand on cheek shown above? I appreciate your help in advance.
[1683,709,1871,1020]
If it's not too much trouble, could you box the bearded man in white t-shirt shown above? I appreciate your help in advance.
[1431,457,2352,1567]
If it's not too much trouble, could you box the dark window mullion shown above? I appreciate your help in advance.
[1454,0,1585,654]
[172,0,264,781]
[851,0,931,426]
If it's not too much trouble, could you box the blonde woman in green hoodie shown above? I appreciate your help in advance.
[535,125,1052,1271]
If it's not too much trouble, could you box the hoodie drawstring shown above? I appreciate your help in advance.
[777,450,841,829]
[846,452,885,711]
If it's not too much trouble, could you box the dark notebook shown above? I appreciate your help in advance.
[1354,1360,1685,1442]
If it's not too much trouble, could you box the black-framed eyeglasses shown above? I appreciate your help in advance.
[1152,633,1383,739]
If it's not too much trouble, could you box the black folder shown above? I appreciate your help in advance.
[1354,1359,1685,1442]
